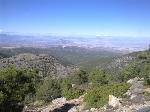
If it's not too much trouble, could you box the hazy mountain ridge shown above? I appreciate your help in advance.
[0,33,149,52]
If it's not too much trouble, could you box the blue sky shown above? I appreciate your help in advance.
[0,0,150,37]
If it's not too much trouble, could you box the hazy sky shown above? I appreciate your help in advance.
[0,0,150,37]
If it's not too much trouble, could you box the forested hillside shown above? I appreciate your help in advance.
[0,53,77,78]
[0,47,124,66]
[0,49,150,112]
[82,50,150,73]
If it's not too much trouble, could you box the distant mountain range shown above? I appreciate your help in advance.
[0,33,149,52]
[51,39,75,46]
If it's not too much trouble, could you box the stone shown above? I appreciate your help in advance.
[131,95,144,104]
[68,106,78,112]
[144,88,150,93]
[90,108,98,111]
[130,94,137,99]
[124,90,131,96]
[140,78,144,81]
[52,97,66,104]
[127,77,140,84]
[72,84,76,87]
[127,79,134,83]
[133,88,144,94]
[22,106,28,112]
[130,82,144,94]
[108,95,121,107]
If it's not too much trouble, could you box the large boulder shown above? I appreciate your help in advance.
[130,82,144,94]
[108,95,121,107]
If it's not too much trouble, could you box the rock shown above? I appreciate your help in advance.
[90,108,98,112]
[33,100,44,106]
[104,104,113,109]
[68,106,78,112]
[130,82,144,94]
[108,95,121,107]
[131,95,144,104]
[143,96,150,102]
[127,79,134,83]
[22,106,28,112]
[140,78,144,81]
[52,97,66,104]
[124,90,131,96]
[130,94,137,99]
[72,84,76,87]
[133,88,144,94]
[127,77,140,84]
[144,88,150,93]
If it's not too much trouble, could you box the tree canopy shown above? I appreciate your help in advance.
[88,68,108,87]
[0,66,39,112]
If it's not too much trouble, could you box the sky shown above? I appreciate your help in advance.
[0,0,150,37]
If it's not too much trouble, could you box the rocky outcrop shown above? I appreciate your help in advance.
[108,95,121,107]
[52,97,66,104]
[130,82,144,94]
[127,77,140,84]
[125,78,146,106]
[36,95,86,112]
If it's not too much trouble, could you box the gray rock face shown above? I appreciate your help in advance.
[131,95,144,104]
[136,106,150,112]
[130,82,144,94]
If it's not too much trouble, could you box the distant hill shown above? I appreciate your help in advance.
[0,53,77,78]
[82,50,150,74]
[52,39,76,46]
[0,47,125,67]
[1,47,149,76]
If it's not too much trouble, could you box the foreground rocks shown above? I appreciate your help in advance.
[28,95,150,112]
[37,95,86,112]
[108,95,121,107]
[24,77,150,112]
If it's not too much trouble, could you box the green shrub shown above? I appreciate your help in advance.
[0,66,39,112]
[68,69,88,85]
[84,82,131,108]
[35,77,62,102]
[143,78,150,86]
[138,52,148,59]
[88,68,108,87]
[115,62,140,82]
[61,83,85,100]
